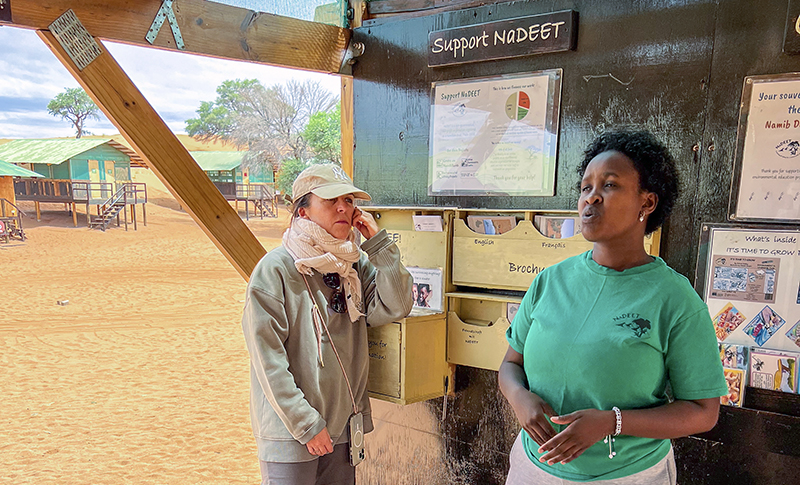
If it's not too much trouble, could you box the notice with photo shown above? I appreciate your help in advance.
[408,267,443,313]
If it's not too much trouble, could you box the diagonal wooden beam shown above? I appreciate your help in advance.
[7,0,350,74]
[38,25,265,281]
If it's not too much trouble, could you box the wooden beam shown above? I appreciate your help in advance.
[7,0,350,74]
[38,27,265,280]
[341,76,354,178]
[351,0,368,28]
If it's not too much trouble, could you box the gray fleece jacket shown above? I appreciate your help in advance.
[242,229,413,463]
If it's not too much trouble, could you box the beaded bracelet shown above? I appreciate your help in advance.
[604,406,622,459]
[612,406,622,436]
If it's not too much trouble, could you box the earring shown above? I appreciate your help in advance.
[639,211,645,222]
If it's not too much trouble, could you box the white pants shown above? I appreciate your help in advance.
[505,433,677,485]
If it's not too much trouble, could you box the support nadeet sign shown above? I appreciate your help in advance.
[428,10,578,67]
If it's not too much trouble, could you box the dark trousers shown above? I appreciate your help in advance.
[260,443,355,485]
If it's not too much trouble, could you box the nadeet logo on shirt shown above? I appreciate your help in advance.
[613,312,652,338]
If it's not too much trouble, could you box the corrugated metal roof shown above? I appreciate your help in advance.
[0,138,129,165]
[0,159,44,177]
[189,151,245,171]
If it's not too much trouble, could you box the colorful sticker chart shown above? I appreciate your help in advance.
[428,70,561,197]
[701,226,800,353]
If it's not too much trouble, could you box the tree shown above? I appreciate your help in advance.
[185,79,260,141]
[276,158,310,199]
[185,79,337,173]
[304,103,341,163]
[47,88,100,138]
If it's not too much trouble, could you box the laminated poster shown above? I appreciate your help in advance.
[428,70,561,196]
[408,267,443,313]
[703,226,800,352]
[733,75,800,221]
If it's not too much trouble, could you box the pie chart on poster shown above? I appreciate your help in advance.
[505,91,530,121]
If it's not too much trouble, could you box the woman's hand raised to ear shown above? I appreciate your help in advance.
[352,208,379,239]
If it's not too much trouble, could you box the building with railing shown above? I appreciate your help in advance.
[190,151,277,219]
[0,138,148,228]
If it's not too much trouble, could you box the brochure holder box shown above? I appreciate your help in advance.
[367,313,448,405]
[363,206,454,404]
[446,292,522,371]
[451,210,660,291]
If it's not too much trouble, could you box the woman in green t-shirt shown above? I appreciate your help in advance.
[499,131,728,484]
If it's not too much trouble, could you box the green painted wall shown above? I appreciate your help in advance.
[31,164,50,178]
[52,161,70,179]
[235,166,274,184]
[71,160,89,180]
[207,170,235,183]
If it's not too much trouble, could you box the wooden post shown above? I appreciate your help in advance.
[35,201,40,221]
[72,202,77,227]
[39,27,265,279]
[132,204,137,231]
[341,76,354,178]
[142,203,147,227]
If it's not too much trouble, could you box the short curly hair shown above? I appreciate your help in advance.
[577,130,680,235]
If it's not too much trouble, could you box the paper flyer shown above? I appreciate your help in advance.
[734,76,800,220]
[408,266,443,313]
[428,71,560,196]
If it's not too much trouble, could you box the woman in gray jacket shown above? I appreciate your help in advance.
[242,163,413,485]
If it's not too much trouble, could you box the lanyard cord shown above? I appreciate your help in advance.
[301,273,359,416]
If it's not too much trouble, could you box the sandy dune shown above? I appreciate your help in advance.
[1,193,289,484]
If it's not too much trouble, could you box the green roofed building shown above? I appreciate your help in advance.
[0,138,148,229]
[0,138,144,184]
[0,159,44,178]
[188,151,276,219]
[0,159,43,219]
[189,151,274,184]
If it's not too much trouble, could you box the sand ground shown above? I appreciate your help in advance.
[0,187,290,484]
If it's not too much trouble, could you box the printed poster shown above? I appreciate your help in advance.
[709,255,779,303]
[703,226,800,352]
[734,75,800,220]
[408,267,443,313]
[428,70,561,196]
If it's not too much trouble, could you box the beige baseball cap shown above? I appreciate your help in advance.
[292,163,371,202]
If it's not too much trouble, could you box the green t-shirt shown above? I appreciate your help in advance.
[506,251,728,482]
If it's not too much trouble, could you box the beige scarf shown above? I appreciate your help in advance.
[283,217,364,323]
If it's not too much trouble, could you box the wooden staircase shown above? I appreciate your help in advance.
[89,185,128,231]
[253,186,277,218]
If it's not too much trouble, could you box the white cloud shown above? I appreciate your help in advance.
[0,24,342,138]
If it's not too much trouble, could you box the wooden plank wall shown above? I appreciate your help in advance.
[349,1,800,483]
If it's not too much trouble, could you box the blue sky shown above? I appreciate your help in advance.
[0,26,341,139]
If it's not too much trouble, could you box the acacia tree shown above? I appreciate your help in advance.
[47,87,100,138]
[185,79,337,173]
